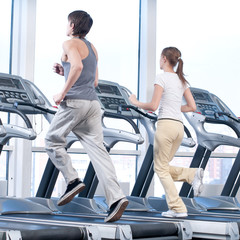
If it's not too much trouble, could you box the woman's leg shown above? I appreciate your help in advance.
[154,120,187,213]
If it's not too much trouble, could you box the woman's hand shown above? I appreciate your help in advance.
[128,84,163,111]
[129,94,139,107]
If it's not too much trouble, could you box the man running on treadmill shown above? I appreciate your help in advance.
[45,10,128,223]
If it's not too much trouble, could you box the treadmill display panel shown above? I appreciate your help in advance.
[191,89,229,121]
[192,92,213,103]
[96,84,121,96]
[0,78,24,90]
[95,81,138,117]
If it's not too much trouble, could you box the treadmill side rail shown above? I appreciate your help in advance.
[188,220,239,240]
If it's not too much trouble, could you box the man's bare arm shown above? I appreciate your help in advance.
[53,40,83,105]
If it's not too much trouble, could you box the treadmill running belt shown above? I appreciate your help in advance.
[130,222,178,238]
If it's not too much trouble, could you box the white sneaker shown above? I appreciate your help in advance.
[192,168,204,197]
[162,210,188,218]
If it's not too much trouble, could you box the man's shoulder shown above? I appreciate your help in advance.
[62,39,79,51]
[63,39,74,46]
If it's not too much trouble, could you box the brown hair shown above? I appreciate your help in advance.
[161,47,189,86]
[68,10,93,38]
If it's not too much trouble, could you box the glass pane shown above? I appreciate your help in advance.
[32,152,136,197]
[31,152,48,196]
[34,0,139,144]
[156,0,240,116]
[0,152,7,180]
[112,155,136,195]
[0,1,11,73]
[153,156,234,197]
[35,0,139,103]
[0,1,11,188]
[153,156,193,197]
[156,0,240,198]
[33,0,139,196]
[32,152,90,197]
[201,157,234,196]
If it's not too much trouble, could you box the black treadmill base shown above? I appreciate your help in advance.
[0,227,86,240]
[131,222,178,238]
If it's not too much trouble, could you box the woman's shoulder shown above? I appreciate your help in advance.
[155,73,165,80]
[155,72,171,83]
[154,73,166,88]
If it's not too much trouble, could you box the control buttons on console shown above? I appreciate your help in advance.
[20,93,29,100]
[205,110,214,115]
[98,96,129,111]
[108,104,119,110]
[0,91,4,98]
[6,98,24,103]
[0,90,30,103]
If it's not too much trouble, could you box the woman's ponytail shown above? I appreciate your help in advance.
[176,58,188,86]
[162,47,189,86]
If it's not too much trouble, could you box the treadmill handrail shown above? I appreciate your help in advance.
[13,101,57,115]
[0,124,37,146]
[185,112,240,151]
[184,125,192,138]
[103,111,140,134]
[118,104,158,120]
[0,105,33,129]
[217,111,240,123]
[0,119,6,137]
[205,116,240,138]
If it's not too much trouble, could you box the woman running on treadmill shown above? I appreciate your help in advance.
[45,10,128,223]
[129,47,204,218]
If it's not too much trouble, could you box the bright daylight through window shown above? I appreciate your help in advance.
[33,0,139,197]
[155,0,240,197]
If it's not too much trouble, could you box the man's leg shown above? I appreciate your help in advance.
[73,100,128,221]
[45,101,84,205]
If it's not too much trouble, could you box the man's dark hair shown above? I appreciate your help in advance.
[68,10,93,38]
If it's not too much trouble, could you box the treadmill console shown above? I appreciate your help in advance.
[96,80,139,118]
[0,76,32,104]
[0,73,53,115]
[186,88,240,151]
[190,87,232,121]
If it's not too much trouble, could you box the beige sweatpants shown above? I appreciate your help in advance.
[154,119,196,213]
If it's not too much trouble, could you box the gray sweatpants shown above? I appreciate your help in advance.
[45,99,125,206]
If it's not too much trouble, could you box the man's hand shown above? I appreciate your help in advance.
[53,92,65,105]
[53,63,64,76]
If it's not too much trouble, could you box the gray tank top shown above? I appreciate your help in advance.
[62,38,98,101]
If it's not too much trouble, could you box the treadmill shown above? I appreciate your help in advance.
[178,87,240,213]
[34,78,193,213]
[92,80,195,207]
[0,108,92,240]
[35,83,146,214]
[89,81,240,240]
[0,72,191,240]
